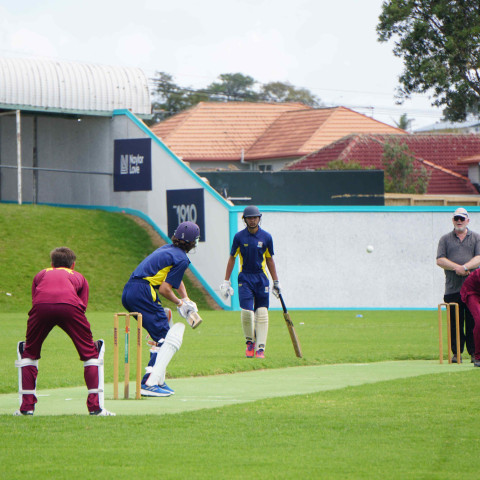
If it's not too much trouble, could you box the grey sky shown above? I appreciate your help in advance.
[0,0,444,129]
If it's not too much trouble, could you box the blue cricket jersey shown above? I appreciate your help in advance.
[230,227,275,275]
[130,244,190,289]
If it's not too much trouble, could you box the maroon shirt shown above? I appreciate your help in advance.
[461,268,480,303]
[32,267,89,311]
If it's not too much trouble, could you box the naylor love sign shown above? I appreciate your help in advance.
[113,138,152,192]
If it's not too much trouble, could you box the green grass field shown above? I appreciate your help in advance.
[1,204,479,479]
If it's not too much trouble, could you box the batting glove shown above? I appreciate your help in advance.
[177,300,195,319]
[272,280,282,299]
[181,297,198,312]
[220,280,234,299]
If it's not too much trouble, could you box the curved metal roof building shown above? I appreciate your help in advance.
[0,57,151,117]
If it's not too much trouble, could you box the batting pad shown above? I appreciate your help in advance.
[241,309,255,343]
[145,323,185,387]
[255,307,269,350]
[84,339,105,409]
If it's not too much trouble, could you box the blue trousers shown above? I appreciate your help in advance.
[238,272,270,311]
[121,280,170,343]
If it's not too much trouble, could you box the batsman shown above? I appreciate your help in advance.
[122,221,201,397]
[220,206,281,358]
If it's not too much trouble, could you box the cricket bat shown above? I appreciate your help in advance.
[186,311,203,329]
[278,293,303,358]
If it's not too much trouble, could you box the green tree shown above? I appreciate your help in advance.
[206,73,259,101]
[377,0,480,121]
[394,113,414,131]
[259,81,322,107]
[382,139,429,193]
[149,72,324,121]
[149,72,208,123]
[320,159,373,170]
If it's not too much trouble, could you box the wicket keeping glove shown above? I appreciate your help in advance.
[177,300,195,319]
[272,280,282,299]
[220,280,234,299]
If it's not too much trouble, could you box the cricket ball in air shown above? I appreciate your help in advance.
[366,245,374,253]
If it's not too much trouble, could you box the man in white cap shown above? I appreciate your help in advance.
[437,208,480,362]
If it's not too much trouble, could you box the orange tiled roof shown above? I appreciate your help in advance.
[150,102,310,161]
[150,102,405,162]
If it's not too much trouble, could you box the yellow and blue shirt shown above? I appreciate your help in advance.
[230,227,274,276]
[130,244,190,289]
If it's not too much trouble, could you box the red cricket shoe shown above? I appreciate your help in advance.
[245,341,255,358]
[255,349,265,359]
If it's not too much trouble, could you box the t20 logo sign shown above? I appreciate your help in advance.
[167,189,205,242]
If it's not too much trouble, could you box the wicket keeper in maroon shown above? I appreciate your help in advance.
[15,247,115,416]
[461,268,480,367]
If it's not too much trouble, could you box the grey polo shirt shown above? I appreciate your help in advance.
[437,229,480,294]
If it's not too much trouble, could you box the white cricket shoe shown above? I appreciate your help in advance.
[89,408,116,416]
[13,409,33,416]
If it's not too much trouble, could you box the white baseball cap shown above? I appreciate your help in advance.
[453,207,469,219]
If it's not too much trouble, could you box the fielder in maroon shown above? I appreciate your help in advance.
[461,268,480,367]
[14,247,115,416]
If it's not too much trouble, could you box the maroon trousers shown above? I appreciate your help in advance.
[20,303,100,413]
[463,294,480,361]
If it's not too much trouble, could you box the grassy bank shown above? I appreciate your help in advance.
[0,203,211,312]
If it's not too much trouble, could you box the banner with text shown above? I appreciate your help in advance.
[113,138,152,191]
[167,188,205,242]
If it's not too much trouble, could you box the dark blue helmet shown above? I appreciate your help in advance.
[242,206,262,218]
[174,221,200,244]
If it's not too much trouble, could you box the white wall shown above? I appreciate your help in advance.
[244,207,480,310]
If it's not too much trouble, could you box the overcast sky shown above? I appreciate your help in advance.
[0,0,445,129]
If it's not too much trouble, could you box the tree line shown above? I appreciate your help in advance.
[148,72,323,123]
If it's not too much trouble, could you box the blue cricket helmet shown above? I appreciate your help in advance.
[174,221,200,243]
[242,206,262,218]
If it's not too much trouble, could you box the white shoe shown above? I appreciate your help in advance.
[13,409,33,416]
[89,408,116,416]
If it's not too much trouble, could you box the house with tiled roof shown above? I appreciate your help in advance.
[150,102,405,172]
[285,134,480,195]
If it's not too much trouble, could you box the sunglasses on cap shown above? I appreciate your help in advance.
[453,216,467,221]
